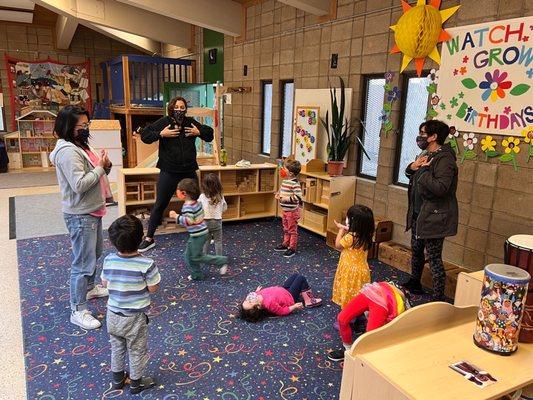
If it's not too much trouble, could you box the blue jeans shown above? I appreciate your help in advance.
[64,214,103,311]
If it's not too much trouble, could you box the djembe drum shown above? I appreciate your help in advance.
[473,264,530,355]
[505,235,533,342]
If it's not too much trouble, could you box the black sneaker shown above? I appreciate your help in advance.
[274,244,288,252]
[401,278,424,295]
[138,239,155,253]
[283,248,296,258]
[130,376,156,394]
[111,371,128,390]
[327,349,345,362]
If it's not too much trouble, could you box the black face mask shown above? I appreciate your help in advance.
[416,135,429,150]
[173,110,186,125]
[77,128,90,144]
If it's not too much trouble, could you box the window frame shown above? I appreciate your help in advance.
[278,79,294,159]
[393,71,431,187]
[260,79,273,156]
[357,74,386,180]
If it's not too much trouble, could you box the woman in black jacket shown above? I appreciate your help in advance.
[138,96,214,252]
[402,120,458,301]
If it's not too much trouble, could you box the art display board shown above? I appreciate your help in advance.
[88,120,122,184]
[292,106,320,165]
[293,88,353,163]
[438,16,533,136]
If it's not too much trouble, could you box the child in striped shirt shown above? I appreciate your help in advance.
[275,159,303,258]
[169,178,228,280]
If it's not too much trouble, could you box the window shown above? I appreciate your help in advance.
[279,80,294,158]
[394,75,430,186]
[261,80,273,155]
[358,76,386,178]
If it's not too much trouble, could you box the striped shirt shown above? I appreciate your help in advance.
[178,200,209,237]
[101,254,161,315]
[279,178,302,211]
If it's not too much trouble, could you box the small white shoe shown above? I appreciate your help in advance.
[70,310,101,330]
[86,284,109,300]
[187,275,193,281]
[219,265,228,275]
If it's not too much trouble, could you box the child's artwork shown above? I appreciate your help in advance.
[293,106,319,165]
[449,361,498,388]
[437,16,533,136]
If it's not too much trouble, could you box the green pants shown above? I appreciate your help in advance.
[185,234,228,280]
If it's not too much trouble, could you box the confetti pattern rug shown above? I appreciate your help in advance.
[18,220,432,400]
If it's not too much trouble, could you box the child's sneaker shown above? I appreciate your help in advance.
[219,265,228,275]
[283,248,295,258]
[327,349,345,362]
[301,289,322,307]
[111,371,128,390]
[130,376,155,394]
[70,310,101,330]
[187,275,193,281]
[401,278,424,295]
[274,244,288,252]
[86,284,109,300]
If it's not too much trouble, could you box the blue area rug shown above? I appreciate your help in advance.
[18,220,432,400]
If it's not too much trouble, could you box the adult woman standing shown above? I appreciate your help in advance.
[138,96,214,252]
[50,105,112,330]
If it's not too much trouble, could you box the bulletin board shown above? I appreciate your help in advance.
[292,106,319,165]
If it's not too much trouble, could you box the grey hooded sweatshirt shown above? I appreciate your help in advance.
[50,139,110,215]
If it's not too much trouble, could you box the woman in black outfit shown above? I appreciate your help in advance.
[138,96,214,252]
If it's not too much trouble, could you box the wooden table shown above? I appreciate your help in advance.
[339,302,533,400]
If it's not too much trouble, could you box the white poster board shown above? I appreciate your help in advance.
[438,16,533,136]
[293,88,353,162]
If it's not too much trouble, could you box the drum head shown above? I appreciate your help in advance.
[485,263,531,283]
[508,235,533,249]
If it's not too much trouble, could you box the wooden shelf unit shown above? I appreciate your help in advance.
[118,164,278,234]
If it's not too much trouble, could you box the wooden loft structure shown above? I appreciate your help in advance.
[101,55,196,167]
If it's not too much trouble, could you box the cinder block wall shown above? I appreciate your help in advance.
[220,0,533,270]
[0,23,143,132]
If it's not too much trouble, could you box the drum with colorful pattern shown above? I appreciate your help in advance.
[473,264,530,355]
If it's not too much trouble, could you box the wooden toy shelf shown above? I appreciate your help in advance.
[118,164,278,234]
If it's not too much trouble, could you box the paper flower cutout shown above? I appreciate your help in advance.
[390,0,460,76]
[448,126,459,138]
[479,69,512,102]
[462,133,478,150]
[521,126,533,144]
[502,137,521,154]
[481,135,496,152]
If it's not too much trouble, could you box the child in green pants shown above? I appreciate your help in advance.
[169,178,228,280]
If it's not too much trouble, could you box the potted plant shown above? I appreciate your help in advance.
[321,77,369,176]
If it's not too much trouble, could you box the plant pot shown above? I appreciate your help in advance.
[327,161,344,176]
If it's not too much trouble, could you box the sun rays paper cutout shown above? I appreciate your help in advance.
[390,0,460,76]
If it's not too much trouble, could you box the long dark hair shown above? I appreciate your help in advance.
[201,173,223,205]
[238,304,270,323]
[346,205,374,251]
[53,105,90,146]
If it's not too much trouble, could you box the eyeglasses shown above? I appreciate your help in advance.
[75,122,90,129]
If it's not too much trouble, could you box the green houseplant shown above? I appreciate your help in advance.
[321,77,368,176]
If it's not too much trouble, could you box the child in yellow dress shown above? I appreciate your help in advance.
[332,205,375,308]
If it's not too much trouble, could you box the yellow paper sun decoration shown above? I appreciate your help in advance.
[390,0,460,76]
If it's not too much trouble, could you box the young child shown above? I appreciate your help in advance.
[327,281,410,361]
[274,159,303,258]
[198,173,227,256]
[239,273,322,322]
[101,215,161,394]
[169,178,228,280]
[332,205,375,309]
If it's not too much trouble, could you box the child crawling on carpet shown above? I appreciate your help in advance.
[327,281,411,362]
[239,273,322,322]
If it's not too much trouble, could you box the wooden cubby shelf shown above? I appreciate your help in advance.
[118,164,278,234]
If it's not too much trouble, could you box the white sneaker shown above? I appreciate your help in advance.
[86,284,109,300]
[219,265,228,275]
[70,310,101,330]
[187,275,193,281]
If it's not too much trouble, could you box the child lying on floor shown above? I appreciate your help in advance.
[327,281,411,361]
[239,273,322,322]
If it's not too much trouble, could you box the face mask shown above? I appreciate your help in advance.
[173,110,186,124]
[176,190,187,200]
[279,168,288,179]
[246,291,259,303]
[77,128,90,144]
[416,135,429,150]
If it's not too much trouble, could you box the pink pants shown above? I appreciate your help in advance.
[337,293,389,345]
[282,208,300,250]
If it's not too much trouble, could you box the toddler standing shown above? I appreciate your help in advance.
[198,173,227,256]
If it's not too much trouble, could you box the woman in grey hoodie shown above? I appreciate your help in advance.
[50,106,112,330]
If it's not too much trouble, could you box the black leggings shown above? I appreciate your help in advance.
[146,170,198,238]
[282,274,310,302]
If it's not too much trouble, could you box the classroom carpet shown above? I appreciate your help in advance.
[17,220,433,400]
[0,171,58,189]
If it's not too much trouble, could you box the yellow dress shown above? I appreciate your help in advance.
[332,233,371,308]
